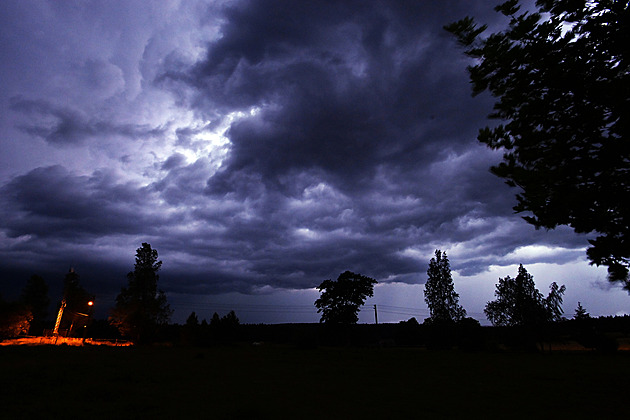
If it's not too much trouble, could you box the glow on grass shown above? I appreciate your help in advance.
[0,336,132,346]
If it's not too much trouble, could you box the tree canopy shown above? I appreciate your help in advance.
[424,250,466,324]
[20,274,49,334]
[0,294,32,338]
[314,271,377,324]
[445,0,630,288]
[62,269,91,314]
[55,269,94,336]
[110,243,172,343]
[484,264,566,326]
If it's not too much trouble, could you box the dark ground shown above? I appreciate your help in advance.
[1,344,628,419]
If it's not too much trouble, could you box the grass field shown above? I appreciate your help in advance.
[1,344,628,419]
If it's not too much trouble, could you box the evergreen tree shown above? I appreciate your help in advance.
[57,269,93,336]
[110,243,172,343]
[221,310,240,327]
[62,268,91,311]
[574,302,590,320]
[423,250,466,324]
[210,312,221,327]
[19,274,49,335]
[186,311,199,327]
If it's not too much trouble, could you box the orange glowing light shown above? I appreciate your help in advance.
[87,301,94,306]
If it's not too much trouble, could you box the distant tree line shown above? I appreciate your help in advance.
[312,249,567,330]
[180,310,241,346]
[2,242,628,352]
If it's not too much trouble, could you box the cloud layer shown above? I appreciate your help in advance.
[1,1,618,322]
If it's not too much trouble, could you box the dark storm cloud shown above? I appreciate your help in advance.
[0,0,596,305]
[0,165,165,240]
[159,0,575,281]
[176,0,497,195]
[184,0,590,282]
[9,96,166,146]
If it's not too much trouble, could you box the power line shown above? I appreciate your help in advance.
[169,302,317,314]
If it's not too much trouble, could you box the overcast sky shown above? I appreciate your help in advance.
[1,0,627,324]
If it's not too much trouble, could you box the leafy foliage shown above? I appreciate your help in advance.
[446,0,630,288]
[0,298,32,338]
[484,264,565,326]
[110,243,172,343]
[424,250,466,323]
[315,271,377,324]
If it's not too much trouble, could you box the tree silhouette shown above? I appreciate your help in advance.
[314,271,377,324]
[545,281,566,322]
[181,311,200,345]
[210,312,221,327]
[424,250,466,324]
[63,269,92,307]
[56,269,93,336]
[446,0,630,288]
[186,311,199,327]
[574,302,590,320]
[0,296,32,338]
[19,274,49,335]
[110,243,172,343]
[221,310,240,327]
[484,264,565,326]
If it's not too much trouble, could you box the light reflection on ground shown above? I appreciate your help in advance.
[0,336,132,346]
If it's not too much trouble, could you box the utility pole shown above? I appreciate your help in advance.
[374,304,378,325]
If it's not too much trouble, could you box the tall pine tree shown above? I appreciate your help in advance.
[110,243,172,343]
[424,250,466,324]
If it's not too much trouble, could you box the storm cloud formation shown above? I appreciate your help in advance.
[1,1,624,322]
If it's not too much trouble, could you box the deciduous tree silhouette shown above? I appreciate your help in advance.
[0,296,32,338]
[446,0,630,288]
[315,271,377,324]
[485,264,565,326]
[424,250,466,324]
[110,243,172,343]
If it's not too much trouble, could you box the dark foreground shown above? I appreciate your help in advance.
[1,344,628,419]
